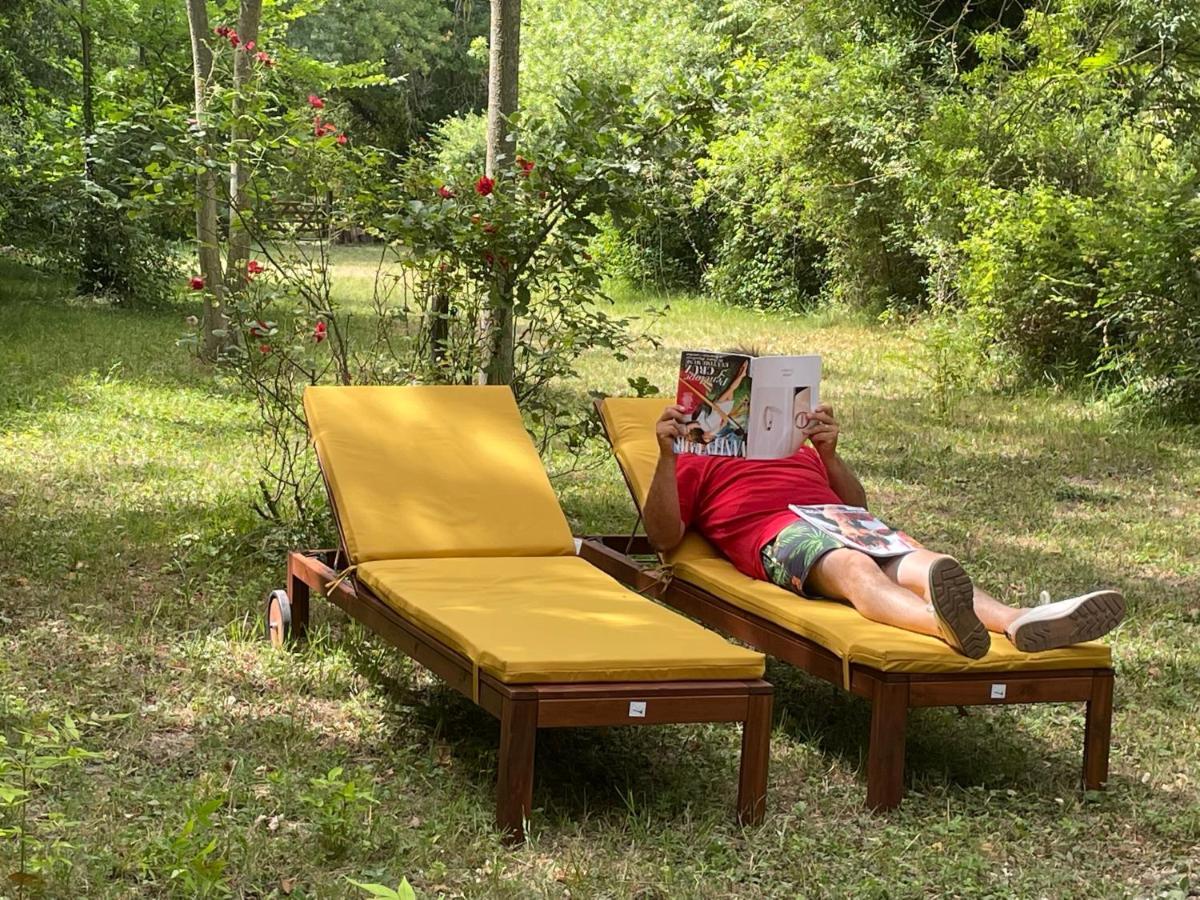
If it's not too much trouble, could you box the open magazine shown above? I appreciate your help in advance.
[789,504,921,558]
[674,350,822,459]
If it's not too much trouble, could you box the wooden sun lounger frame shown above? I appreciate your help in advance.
[589,401,1114,810]
[579,536,1114,810]
[277,548,773,842]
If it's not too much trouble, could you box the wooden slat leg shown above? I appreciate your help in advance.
[737,691,773,825]
[287,554,311,641]
[496,697,538,843]
[1082,670,1114,790]
[866,680,909,811]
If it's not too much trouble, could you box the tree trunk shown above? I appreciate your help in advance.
[224,0,263,294]
[78,0,104,295]
[482,0,520,386]
[186,0,227,359]
[485,0,520,178]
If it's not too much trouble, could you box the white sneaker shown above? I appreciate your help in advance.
[1006,590,1126,652]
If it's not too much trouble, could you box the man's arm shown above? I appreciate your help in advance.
[803,404,868,508]
[643,404,689,552]
[822,451,868,508]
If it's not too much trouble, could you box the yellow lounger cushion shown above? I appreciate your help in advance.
[305,385,575,563]
[597,397,1112,675]
[674,557,1110,674]
[356,555,766,683]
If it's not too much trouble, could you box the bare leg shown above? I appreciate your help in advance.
[806,548,943,638]
[880,550,1022,634]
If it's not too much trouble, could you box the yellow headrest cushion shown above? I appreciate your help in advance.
[305,385,575,562]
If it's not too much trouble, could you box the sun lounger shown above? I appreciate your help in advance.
[586,397,1115,810]
[265,385,771,840]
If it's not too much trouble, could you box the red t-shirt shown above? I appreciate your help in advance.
[676,447,844,579]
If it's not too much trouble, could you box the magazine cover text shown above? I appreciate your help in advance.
[674,351,752,456]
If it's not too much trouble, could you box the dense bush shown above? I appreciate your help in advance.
[687,0,1200,413]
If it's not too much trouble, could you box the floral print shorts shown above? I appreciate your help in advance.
[759,519,845,596]
[760,517,915,597]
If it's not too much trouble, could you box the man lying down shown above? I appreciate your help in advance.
[643,402,1126,658]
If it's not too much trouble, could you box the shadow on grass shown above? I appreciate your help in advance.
[346,639,746,830]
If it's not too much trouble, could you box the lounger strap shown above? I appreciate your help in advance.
[325,563,359,596]
[842,653,851,692]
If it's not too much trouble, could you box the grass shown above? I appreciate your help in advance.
[1,250,1198,898]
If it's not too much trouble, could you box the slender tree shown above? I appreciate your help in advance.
[224,0,262,295]
[482,0,520,385]
[186,0,227,359]
[78,0,105,294]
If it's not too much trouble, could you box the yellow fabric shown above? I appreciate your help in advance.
[357,556,766,684]
[305,385,575,563]
[675,558,1110,675]
[597,396,1112,677]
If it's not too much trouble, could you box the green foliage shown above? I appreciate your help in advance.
[0,0,192,304]
[499,0,728,287]
[301,766,379,859]
[381,77,683,450]
[687,0,1200,414]
[141,797,231,897]
[288,0,488,153]
[347,878,417,899]
[0,696,99,894]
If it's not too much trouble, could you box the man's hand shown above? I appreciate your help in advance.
[801,403,840,459]
[656,404,688,457]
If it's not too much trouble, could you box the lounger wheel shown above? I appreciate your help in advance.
[265,590,292,648]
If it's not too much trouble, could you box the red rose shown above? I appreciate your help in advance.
[313,320,327,343]
[259,343,271,354]
[247,259,265,275]
[516,156,535,176]
[336,133,347,146]
[483,251,495,268]
[215,25,229,37]
[189,276,204,290]
[244,40,255,51]
[474,175,495,196]
[308,94,324,109]
[437,185,454,199]
[228,31,240,47]
[482,222,496,234]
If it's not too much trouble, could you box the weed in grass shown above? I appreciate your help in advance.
[300,765,379,860]
[0,697,99,896]
[346,877,417,899]
[140,796,231,897]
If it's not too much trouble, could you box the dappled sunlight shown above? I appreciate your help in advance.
[0,375,256,521]
[1,248,1197,895]
[358,555,759,680]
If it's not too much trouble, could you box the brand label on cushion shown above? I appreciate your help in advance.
[628,701,647,718]
[990,683,1007,699]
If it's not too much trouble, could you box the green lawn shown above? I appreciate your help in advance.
[1,251,1197,898]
